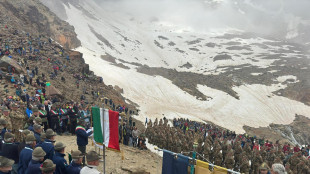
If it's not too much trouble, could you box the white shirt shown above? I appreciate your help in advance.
[80,165,101,174]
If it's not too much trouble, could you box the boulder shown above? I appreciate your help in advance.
[0,56,24,73]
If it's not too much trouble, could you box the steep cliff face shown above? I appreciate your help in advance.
[0,0,80,49]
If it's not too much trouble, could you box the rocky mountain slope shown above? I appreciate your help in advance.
[0,0,80,49]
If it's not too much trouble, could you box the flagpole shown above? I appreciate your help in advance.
[102,108,106,174]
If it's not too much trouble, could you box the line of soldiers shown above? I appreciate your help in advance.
[146,118,310,174]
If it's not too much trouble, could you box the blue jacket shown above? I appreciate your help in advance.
[53,152,68,174]
[26,108,32,118]
[36,139,54,160]
[1,129,7,139]
[34,132,41,144]
[66,161,81,174]
[18,145,33,174]
[28,125,34,132]
[26,160,41,174]
[75,127,92,146]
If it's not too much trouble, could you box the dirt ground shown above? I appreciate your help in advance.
[56,135,162,174]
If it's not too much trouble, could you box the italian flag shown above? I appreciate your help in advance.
[92,107,120,151]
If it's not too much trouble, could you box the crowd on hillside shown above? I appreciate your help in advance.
[146,118,310,174]
[0,25,142,174]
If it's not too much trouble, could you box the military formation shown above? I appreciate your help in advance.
[146,118,310,174]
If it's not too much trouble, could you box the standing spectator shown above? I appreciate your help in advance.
[66,150,83,174]
[0,156,14,174]
[132,127,140,147]
[36,129,56,160]
[293,144,300,153]
[2,132,19,174]
[25,147,46,174]
[33,124,42,144]
[75,121,92,166]
[18,134,37,174]
[40,159,56,174]
[80,151,101,174]
[52,142,67,174]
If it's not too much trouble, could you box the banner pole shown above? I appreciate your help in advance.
[102,108,106,174]
[91,107,94,146]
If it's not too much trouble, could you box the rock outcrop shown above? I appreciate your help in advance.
[0,0,80,49]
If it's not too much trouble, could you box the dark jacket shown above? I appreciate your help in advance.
[2,142,19,163]
[25,159,41,174]
[34,132,41,144]
[75,126,92,146]
[53,152,68,174]
[18,145,33,174]
[28,125,34,132]
[36,139,54,160]
[66,161,81,174]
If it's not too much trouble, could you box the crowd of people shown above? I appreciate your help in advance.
[0,124,103,174]
[118,114,146,150]
[146,118,310,174]
[0,25,137,174]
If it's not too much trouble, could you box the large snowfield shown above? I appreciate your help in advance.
[42,0,310,133]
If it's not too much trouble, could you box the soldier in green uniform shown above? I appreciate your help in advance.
[285,163,294,174]
[213,149,223,166]
[224,151,235,169]
[288,152,300,173]
[9,103,27,141]
[267,149,276,168]
[0,107,11,131]
[252,149,263,174]
[239,155,250,174]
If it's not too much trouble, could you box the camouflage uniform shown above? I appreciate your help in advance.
[213,150,223,166]
[266,150,276,168]
[224,152,235,169]
[252,151,263,174]
[10,106,27,141]
[239,156,250,174]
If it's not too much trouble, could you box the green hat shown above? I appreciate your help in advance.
[0,156,14,167]
[71,150,83,159]
[34,117,42,124]
[25,134,36,142]
[32,107,39,112]
[23,129,32,136]
[33,124,42,131]
[54,142,66,151]
[40,133,46,141]
[45,129,56,139]
[4,132,14,140]
[32,147,46,158]
[86,150,101,162]
[259,162,270,170]
[40,159,56,173]
[29,116,35,121]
